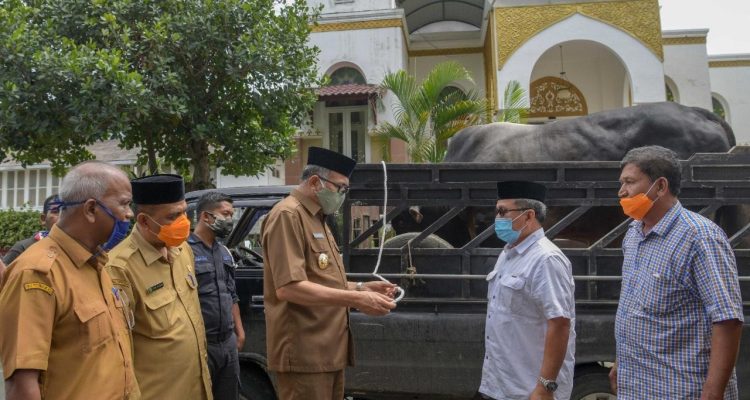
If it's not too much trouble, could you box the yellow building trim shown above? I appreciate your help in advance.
[311,18,403,33]
[494,0,663,68]
[484,11,498,112]
[408,47,484,57]
[663,36,706,46]
[709,60,750,68]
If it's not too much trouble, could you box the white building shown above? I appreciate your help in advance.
[283,0,750,181]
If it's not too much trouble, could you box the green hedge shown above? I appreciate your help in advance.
[0,208,41,250]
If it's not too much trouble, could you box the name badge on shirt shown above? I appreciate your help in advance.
[146,282,164,294]
[313,232,325,239]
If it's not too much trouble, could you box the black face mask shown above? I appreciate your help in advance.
[207,212,234,238]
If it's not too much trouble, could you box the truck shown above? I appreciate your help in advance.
[185,148,750,400]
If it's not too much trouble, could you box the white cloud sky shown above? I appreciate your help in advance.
[659,0,750,55]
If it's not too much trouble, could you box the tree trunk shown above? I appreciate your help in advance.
[187,139,212,191]
[145,130,158,174]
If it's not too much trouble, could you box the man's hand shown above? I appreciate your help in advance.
[608,362,617,395]
[236,330,246,352]
[529,385,553,400]
[355,291,396,316]
[363,281,398,298]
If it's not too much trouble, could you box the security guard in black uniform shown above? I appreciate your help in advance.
[188,191,245,400]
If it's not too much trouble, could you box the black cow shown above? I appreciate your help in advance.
[444,102,734,163]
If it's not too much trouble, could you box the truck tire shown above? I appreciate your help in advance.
[383,232,454,249]
[570,366,616,400]
[239,363,276,400]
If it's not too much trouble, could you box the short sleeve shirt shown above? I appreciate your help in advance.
[480,228,576,400]
[0,225,140,399]
[615,202,743,399]
[106,227,212,400]
[261,189,353,373]
[188,233,238,336]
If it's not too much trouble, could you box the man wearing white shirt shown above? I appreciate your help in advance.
[480,181,576,400]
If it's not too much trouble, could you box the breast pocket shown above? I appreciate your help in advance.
[143,290,178,335]
[75,302,113,353]
[498,275,535,318]
[195,262,217,296]
[637,274,688,316]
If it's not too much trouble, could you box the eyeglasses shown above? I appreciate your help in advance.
[495,207,531,217]
[318,176,350,194]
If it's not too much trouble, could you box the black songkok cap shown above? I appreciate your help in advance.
[132,174,185,205]
[307,147,357,178]
[496,181,547,202]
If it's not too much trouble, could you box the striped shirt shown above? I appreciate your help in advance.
[615,202,743,399]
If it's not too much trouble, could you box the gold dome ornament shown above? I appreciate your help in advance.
[318,253,329,270]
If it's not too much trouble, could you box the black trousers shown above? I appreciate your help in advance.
[207,333,240,400]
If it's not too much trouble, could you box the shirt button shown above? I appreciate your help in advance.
[492,296,496,299]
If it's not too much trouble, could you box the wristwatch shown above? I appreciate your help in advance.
[538,376,558,392]
[355,282,364,291]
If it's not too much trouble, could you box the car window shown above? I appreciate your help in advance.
[240,209,269,252]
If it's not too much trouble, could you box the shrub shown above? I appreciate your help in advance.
[0,208,41,250]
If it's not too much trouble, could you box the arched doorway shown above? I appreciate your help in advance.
[498,13,664,107]
[528,40,630,122]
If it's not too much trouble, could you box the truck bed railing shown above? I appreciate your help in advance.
[342,148,750,306]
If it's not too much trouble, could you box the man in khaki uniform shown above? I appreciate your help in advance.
[262,147,397,400]
[107,174,212,400]
[0,161,139,399]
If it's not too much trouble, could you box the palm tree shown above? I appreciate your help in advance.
[374,62,489,163]
[496,80,528,123]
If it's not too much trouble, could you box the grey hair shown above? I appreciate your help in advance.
[301,164,331,181]
[620,145,681,196]
[515,198,547,223]
[59,161,127,204]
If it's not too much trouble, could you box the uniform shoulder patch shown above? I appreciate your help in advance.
[24,282,54,295]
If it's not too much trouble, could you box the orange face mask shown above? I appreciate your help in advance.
[146,213,191,247]
[619,180,661,221]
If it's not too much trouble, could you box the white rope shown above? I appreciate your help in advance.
[371,160,405,303]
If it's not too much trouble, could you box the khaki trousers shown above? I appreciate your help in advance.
[275,370,345,400]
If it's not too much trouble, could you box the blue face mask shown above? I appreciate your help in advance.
[494,211,529,245]
[59,199,131,251]
[96,201,131,251]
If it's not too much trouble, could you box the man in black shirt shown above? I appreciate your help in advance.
[188,191,245,400]
[3,194,60,265]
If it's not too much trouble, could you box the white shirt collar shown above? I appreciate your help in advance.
[506,227,545,256]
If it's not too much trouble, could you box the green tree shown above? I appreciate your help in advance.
[374,61,489,163]
[0,0,321,189]
[496,80,528,123]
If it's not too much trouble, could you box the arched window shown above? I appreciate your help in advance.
[329,67,366,85]
[665,84,675,102]
[528,76,587,118]
[664,76,679,103]
[712,96,726,120]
